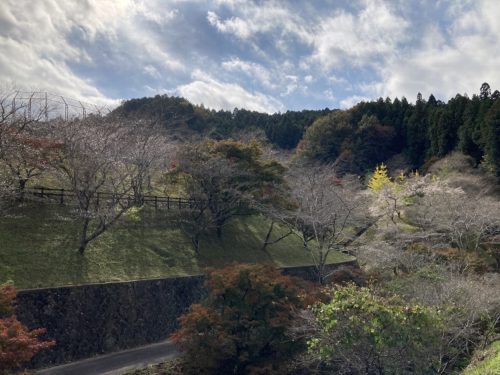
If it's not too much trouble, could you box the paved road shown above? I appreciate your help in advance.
[36,340,179,375]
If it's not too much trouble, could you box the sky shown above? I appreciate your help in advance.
[1,0,500,113]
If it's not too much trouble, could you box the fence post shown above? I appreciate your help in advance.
[40,187,44,198]
[178,197,181,209]
[60,189,64,205]
[154,196,158,210]
[167,196,170,209]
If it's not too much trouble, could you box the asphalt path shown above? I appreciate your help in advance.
[36,340,179,375]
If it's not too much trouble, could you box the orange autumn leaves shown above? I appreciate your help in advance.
[172,264,317,374]
[0,284,54,373]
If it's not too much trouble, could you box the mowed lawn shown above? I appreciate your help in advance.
[0,204,354,289]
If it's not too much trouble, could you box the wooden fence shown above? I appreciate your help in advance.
[23,186,204,211]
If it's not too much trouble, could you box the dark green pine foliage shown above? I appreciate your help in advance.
[428,106,455,157]
[405,93,429,166]
[264,109,332,149]
[113,84,499,176]
[482,99,500,175]
[387,97,409,152]
[353,114,397,167]
[458,95,483,162]
[265,113,303,149]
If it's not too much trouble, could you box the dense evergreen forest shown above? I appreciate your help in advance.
[112,94,333,149]
[114,82,500,176]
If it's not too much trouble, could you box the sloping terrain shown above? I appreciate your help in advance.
[0,204,353,289]
[461,341,500,375]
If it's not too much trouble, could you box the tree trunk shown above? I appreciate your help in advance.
[262,221,275,251]
[78,241,87,255]
[78,218,90,255]
[16,179,27,201]
[192,234,200,255]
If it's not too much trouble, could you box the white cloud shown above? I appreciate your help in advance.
[2,0,499,112]
[328,75,349,85]
[323,89,336,101]
[221,57,308,97]
[177,70,284,113]
[0,0,181,104]
[339,95,371,109]
[282,75,299,96]
[207,11,252,39]
[221,58,276,89]
[135,3,178,26]
[143,65,162,79]
[373,0,500,101]
[206,4,311,48]
[311,0,409,69]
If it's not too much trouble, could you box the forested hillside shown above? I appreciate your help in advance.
[114,82,500,177]
[112,95,333,149]
[1,84,499,374]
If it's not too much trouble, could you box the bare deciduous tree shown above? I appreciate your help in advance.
[405,178,500,254]
[366,171,500,272]
[0,88,56,199]
[122,121,174,204]
[281,164,363,283]
[56,116,170,254]
[175,200,214,255]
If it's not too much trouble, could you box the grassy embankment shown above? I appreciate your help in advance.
[461,341,500,375]
[0,203,354,289]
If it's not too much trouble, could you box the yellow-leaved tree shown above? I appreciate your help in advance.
[368,163,391,192]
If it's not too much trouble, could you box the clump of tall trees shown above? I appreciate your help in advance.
[54,116,173,253]
[299,83,500,176]
[170,139,286,253]
[114,83,500,178]
[0,89,174,253]
[113,94,332,149]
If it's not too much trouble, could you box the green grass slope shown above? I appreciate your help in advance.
[0,204,354,289]
[461,341,500,375]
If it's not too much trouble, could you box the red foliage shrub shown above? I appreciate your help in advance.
[172,263,315,374]
[0,284,55,373]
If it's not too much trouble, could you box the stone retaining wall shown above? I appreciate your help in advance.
[17,261,357,368]
[17,275,205,367]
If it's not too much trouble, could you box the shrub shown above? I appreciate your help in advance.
[0,284,55,374]
[172,263,314,374]
[302,284,443,374]
[330,266,366,285]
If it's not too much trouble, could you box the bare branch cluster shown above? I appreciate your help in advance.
[262,164,366,283]
[53,116,173,253]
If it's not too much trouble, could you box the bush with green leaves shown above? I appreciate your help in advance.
[302,284,443,375]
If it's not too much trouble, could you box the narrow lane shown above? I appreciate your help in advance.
[36,340,179,375]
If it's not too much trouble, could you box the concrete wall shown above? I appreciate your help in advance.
[16,261,357,368]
